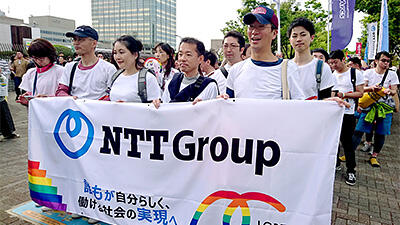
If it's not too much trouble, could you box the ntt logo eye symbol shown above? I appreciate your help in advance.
[53,109,94,159]
[190,191,286,225]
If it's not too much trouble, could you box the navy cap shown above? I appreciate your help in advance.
[66,25,99,41]
[243,5,279,28]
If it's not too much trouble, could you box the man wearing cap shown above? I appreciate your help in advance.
[224,5,305,99]
[55,25,116,99]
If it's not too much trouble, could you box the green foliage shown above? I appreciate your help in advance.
[53,45,73,57]
[355,0,400,56]
[221,0,329,58]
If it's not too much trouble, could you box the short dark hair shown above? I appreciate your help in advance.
[179,37,205,57]
[242,43,251,56]
[311,48,329,62]
[203,51,218,66]
[223,31,245,48]
[329,50,345,60]
[287,17,315,38]
[348,57,362,68]
[375,51,391,60]
[27,38,57,63]
[113,35,143,69]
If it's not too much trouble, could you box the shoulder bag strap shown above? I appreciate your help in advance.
[32,71,38,96]
[220,66,229,78]
[68,62,79,95]
[350,68,356,92]
[379,69,390,87]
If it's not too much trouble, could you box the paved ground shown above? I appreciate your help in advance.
[0,91,399,225]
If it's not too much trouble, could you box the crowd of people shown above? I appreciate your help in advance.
[0,4,399,224]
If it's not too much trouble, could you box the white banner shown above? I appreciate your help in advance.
[367,22,378,60]
[28,97,343,225]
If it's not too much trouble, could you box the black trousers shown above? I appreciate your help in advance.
[337,114,356,173]
[0,100,16,137]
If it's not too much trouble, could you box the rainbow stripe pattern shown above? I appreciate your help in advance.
[28,160,67,211]
[190,190,286,225]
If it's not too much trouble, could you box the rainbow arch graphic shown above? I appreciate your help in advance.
[190,190,286,225]
[28,160,67,211]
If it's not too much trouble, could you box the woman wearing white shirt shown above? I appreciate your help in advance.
[18,38,63,105]
[110,35,161,102]
[154,42,179,90]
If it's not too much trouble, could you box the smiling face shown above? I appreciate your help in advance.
[113,41,137,70]
[247,21,277,53]
[289,26,314,53]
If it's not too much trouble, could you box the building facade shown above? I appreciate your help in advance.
[29,16,75,46]
[92,0,176,51]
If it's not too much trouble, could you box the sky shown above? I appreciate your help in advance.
[0,0,364,51]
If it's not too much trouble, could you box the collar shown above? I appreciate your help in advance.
[78,59,99,70]
[36,63,54,73]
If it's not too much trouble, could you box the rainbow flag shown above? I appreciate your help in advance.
[28,160,67,211]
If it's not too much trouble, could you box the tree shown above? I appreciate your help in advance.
[221,0,329,58]
[355,0,400,56]
[53,45,73,57]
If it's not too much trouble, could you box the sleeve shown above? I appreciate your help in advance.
[59,63,73,86]
[19,69,34,92]
[105,64,117,86]
[197,82,218,100]
[215,71,227,94]
[363,70,371,85]
[356,70,365,86]
[320,63,336,91]
[389,71,399,85]
[146,72,162,101]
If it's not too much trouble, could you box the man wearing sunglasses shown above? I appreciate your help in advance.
[352,51,399,168]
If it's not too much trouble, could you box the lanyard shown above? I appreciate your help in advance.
[33,71,38,96]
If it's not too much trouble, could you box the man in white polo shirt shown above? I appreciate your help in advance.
[56,25,116,99]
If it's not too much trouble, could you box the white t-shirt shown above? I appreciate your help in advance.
[332,69,364,114]
[109,71,161,102]
[364,68,399,88]
[291,58,336,100]
[226,58,305,99]
[363,68,399,107]
[19,64,64,96]
[207,69,227,94]
[59,59,117,100]
[162,74,219,103]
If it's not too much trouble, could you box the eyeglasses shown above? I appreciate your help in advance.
[223,44,240,49]
[380,59,390,63]
[248,24,273,32]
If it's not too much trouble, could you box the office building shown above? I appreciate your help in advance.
[29,16,75,46]
[92,0,176,51]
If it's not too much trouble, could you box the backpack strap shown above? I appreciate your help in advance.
[170,76,218,102]
[220,66,229,78]
[315,60,323,96]
[281,59,290,100]
[138,68,148,103]
[106,69,125,94]
[350,68,356,92]
[68,62,79,95]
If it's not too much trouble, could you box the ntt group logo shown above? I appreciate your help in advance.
[190,191,286,225]
[53,109,94,159]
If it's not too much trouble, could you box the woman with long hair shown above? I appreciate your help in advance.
[154,42,179,89]
[109,35,161,102]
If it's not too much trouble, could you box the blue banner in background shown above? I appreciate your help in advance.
[378,0,389,52]
[331,0,356,51]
